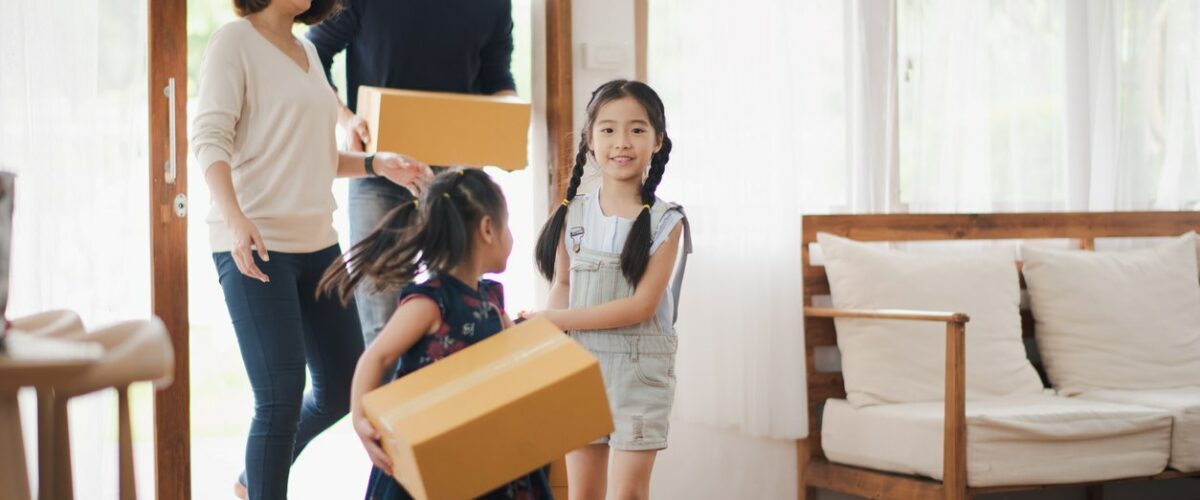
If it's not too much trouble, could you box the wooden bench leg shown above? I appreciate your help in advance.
[943,322,967,500]
[797,439,814,500]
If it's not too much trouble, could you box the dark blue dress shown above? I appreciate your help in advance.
[366,273,552,500]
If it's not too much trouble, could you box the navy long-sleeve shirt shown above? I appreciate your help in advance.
[306,0,516,112]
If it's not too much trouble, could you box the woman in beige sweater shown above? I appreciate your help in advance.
[190,1,432,498]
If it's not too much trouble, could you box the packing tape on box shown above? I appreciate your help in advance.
[375,333,572,430]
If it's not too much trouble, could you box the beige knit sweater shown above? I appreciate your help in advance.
[191,19,339,254]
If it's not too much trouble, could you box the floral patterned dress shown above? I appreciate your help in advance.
[366,273,552,500]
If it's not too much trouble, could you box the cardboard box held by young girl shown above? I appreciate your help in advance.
[362,317,612,500]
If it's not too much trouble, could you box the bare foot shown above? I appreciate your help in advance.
[233,478,247,500]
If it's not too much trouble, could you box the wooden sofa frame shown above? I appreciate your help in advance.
[798,212,1200,500]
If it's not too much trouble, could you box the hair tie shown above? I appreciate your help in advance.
[457,169,466,176]
[413,199,419,209]
[443,193,450,199]
[642,204,651,210]
[561,199,570,207]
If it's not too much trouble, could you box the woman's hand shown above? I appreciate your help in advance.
[354,413,393,473]
[375,152,434,196]
[227,214,270,283]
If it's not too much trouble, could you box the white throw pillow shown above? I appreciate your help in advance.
[1022,233,1200,394]
[816,233,1045,407]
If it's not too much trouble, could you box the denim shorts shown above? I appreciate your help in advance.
[570,331,677,451]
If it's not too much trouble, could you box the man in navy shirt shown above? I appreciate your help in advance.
[306,0,517,348]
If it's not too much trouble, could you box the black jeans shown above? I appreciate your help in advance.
[213,244,364,500]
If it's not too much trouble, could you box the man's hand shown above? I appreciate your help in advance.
[339,106,370,152]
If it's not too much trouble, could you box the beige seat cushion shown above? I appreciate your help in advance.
[1080,387,1200,472]
[821,395,1172,486]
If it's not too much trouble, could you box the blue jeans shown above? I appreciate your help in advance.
[213,244,364,500]
[349,177,415,346]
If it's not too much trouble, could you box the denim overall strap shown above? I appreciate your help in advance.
[663,203,692,325]
[566,199,658,337]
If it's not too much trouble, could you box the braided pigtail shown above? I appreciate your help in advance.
[619,133,672,285]
[534,132,590,280]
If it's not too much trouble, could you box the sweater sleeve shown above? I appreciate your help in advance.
[190,26,245,173]
[478,0,516,94]
[305,0,360,87]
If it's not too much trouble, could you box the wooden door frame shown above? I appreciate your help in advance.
[547,0,575,202]
[149,0,190,498]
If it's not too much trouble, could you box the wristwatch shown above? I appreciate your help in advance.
[364,154,377,177]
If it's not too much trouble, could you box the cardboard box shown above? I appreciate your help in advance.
[362,318,612,500]
[357,86,531,170]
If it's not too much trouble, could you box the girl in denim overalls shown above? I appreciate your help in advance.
[526,80,691,500]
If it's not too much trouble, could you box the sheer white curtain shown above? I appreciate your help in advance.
[898,0,1068,212]
[1076,0,1200,211]
[846,0,899,213]
[647,0,846,439]
[1152,0,1200,209]
[0,1,154,497]
[899,0,1200,213]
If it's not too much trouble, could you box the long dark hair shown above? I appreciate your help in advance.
[534,79,672,285]
[320,168,507,305]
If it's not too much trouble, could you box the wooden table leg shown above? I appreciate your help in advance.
[0,388,33,500]
[36,389,58,500]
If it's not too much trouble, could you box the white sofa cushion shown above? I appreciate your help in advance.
[816,233,1045,406]
[1080,387,1200,472]
[821,395,1173,486]
[1021,233,1200,394]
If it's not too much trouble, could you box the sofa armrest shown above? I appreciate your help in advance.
[804,307,968,324]
[803,306,969,497]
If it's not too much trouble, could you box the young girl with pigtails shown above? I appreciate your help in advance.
[320,168,552,500]
[524,79,692,500]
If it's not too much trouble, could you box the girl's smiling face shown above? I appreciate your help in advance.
[588,96,662,184]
